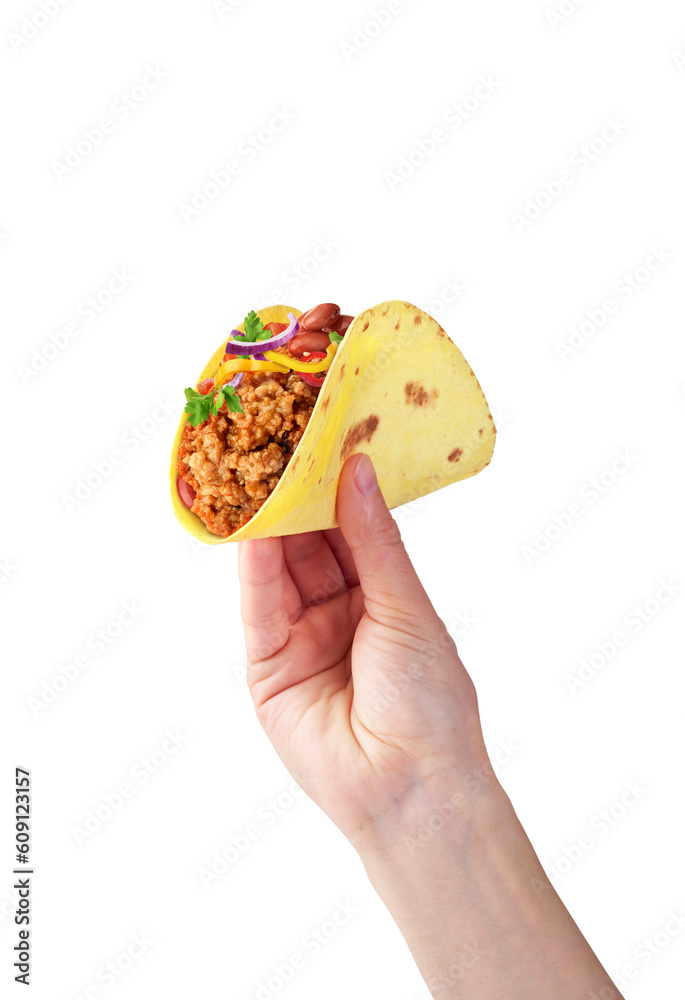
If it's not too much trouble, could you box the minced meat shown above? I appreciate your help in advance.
[177,368,320,538]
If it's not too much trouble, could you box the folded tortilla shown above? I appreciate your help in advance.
[170,300,496,544]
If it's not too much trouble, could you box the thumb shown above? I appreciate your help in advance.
[336,453,436,625]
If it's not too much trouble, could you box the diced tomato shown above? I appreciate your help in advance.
[196,378,215,395]
[262,322,289,336]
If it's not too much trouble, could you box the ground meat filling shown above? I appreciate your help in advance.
[178,369,320,538]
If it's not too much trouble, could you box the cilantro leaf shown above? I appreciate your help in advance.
[184,383,244,423]
[241,310,270,343]
[208,391,222,417]
[211,384,243,415]
[222,385,243,413]
[328,330,344,346]
[183,387,213,427]
[230,311,274,350]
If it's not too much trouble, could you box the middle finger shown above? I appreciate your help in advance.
[282,530,349,606]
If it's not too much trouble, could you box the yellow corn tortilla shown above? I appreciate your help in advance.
[170,300,496,544]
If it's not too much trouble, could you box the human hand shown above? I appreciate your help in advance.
[238,454,626,1000]
[238,452,491,852]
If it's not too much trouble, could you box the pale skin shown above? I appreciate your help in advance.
[238,453,625,1000]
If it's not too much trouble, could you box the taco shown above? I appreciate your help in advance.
[170,300,496,544]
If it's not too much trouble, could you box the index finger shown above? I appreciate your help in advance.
[323,527,360,588]
[238,537,293,664]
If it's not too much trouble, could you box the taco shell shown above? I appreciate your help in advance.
[170,300,496,544]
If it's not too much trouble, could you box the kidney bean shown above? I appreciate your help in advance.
[328,314,354,336]
[288,331,331,356]
[297,302,340,331]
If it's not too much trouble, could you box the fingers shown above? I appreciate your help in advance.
[282,531,348,607]
[335,454,436,627]
[323,527,360,589]
[238,538,293,664]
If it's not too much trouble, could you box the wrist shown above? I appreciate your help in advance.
[349,753,506,861]
[354,768,623,1000]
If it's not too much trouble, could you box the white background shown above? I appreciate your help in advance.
[1,1,684,998]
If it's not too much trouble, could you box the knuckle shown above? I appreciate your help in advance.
[370,512,403,550]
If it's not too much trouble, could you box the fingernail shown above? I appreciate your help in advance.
[352,453,378,496]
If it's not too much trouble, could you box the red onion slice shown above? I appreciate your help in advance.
[226,313,299,355]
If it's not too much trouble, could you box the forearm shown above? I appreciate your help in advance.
[355,772,624,1000]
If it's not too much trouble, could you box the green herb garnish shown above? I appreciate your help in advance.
[230,310,272,346]
[183,384,243,426]
[183,311,275,426]
[328,330,344,346]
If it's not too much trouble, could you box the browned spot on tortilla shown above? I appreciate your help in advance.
[478,428,484,436]
[394,320,400,330]
[322,396,330,410]
[382,305,389,315]
[317,477,321,484]
[414,314,422,325]
[403,302,410,308]
[340,415,380,462]
[404,381,438,407]
[355,366,359,375]
[487,413,493,421]
[362,321,369,332]
[340,364,346,377]
[448,448,463,463]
